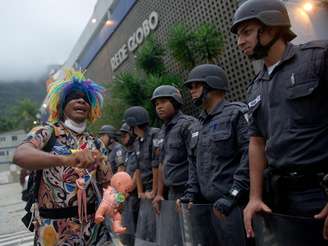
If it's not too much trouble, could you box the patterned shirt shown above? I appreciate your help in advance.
[22,122,112,245]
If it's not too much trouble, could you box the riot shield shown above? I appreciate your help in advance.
[178,203,219,246]
[156,200,183,246]
[135,198,158,246]
[253,213,326,246]
[120,195,139,246]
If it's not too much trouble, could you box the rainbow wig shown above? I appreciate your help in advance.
[47,69,105,122]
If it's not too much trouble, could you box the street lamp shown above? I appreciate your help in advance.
[303,2,314,12]
[91,18,97,24]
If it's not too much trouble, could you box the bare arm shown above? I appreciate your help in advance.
[135,169,144,198]
[156,164,164,197]
[14,143,65,170]
[151,167,158,196]
[248,136,267,200]
[14,143,99,170]
[244,136,272,238]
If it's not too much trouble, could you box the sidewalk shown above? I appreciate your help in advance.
[0,182,28,235]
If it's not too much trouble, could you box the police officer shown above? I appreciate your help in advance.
[151,85,199,204]
[231,0,328,241]
[119,122,137,175]
[178,64,250,246]
[119,122,139,246]
[150,85,199,244]
[123,106,160,199]
[99,125,125,174]
[123,106,160,242]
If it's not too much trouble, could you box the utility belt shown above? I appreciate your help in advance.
[263,167,327,210]
[39,203,96,219]
[264,168,326,191]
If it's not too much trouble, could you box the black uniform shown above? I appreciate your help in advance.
[188,100,249,200]
[119,143,139,246]
[186,99,250,245]
[135,127,160,192]
[159,111,200,200]
[248,41,328,216]
[107,142,125,174]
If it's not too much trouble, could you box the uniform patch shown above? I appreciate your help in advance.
[243,113,249,123]
[153,138,162,147]
[290,73,295,86]
[248,95,261,108]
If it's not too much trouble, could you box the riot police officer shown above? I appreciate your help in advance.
[119,122,139,246]
[231,0,328,242]
[123,106,160,199]
[151,85,199,245]
[151,85,199,203]
[123,106,160,243]
[119,122,137,175]
[178,64,250,246]
[99,124,125,174]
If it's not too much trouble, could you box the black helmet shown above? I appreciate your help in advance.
[120,122,130,133]
[184,64,229,91]
[123,106,149,127]
[231,0,296,41]
[151,85,183,105]
[99,125,117,137]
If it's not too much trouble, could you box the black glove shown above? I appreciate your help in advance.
[321,174,328,195]
[214,188,241,216]
[179,193,195,204]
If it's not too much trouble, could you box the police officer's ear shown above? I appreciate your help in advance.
[209,89,225,98]
[169,98,181,111]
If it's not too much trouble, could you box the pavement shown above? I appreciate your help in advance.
[0,182,34,245]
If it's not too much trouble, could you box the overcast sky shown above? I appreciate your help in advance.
[0,0,97,82]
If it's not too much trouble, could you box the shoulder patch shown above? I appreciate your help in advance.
[228,102,249,113]
[191,131,199,138]
[299,40,328,50]
[248,95,261,108]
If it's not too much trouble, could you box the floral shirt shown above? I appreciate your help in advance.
[22,122,112,245]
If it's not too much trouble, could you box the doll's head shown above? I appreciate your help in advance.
[110,172,133,195]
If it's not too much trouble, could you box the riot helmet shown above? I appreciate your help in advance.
[120,122,136,146]
[184,64,229,106]
[151,85,183,105]
[231,0,296,59]
[184,64,229,91]
[99,124,117,138]
[123,106,149,127]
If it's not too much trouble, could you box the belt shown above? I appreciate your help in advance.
[278,173,324,191]
[39,203,96,219]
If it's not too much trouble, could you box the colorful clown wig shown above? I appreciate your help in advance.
[47,69,105,122]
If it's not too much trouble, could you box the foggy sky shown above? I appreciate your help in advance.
[0,0,97,82]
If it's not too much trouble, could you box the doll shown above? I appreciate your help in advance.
[95,172,133,234]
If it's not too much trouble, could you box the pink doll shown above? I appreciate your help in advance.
[95,172,133,234]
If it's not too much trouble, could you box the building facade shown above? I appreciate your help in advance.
[59,0,328,103]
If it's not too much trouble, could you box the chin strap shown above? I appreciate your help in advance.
[250,27,281,60]
[192,86,210,107]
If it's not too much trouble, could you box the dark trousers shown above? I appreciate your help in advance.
[167,184,186,200]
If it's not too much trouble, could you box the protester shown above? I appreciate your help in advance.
[14,70,112,245]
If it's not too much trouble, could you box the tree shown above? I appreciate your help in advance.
[168,23,225,67]
[12,99,38,132]
[167,24,197,69]
[194,23,224,64]
[135,36,165,76]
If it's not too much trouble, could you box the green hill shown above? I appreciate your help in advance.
[0,81,46,117]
